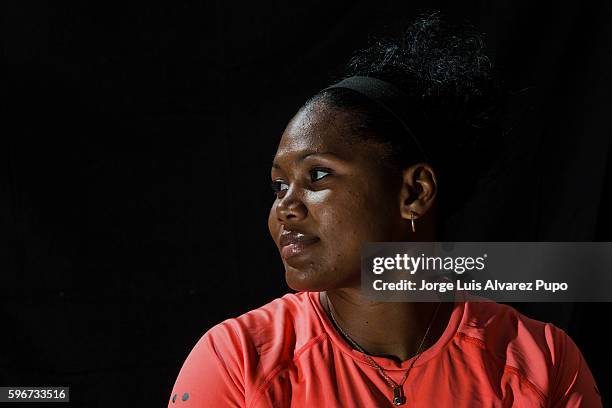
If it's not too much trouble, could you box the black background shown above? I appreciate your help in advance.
[2,1,612,406]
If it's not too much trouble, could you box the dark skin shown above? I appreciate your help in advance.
[268,101,454,363]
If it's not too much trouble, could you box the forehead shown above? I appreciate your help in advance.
[274,104,366,160]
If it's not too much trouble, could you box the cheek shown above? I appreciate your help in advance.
[315,198,377,265]
[268,203,279,241]
[322,189,393,242]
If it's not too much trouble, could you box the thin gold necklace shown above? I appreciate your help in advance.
[325,294,442,406]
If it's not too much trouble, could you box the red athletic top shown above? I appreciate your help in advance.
[168,291,602,407]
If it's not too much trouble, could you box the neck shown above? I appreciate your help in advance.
[321,288,453,363]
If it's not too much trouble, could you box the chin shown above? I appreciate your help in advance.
[284,260,355,292]
[284,263,332,292]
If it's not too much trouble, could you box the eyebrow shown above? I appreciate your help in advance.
[271,151,342,170]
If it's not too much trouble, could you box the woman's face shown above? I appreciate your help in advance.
[268,103,411,292]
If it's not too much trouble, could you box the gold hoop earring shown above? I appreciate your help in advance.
[410,211,416,233]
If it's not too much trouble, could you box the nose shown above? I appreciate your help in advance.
[275,186,307,222]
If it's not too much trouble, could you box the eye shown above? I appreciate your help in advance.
[310,167,332,182]
[270,168,331,198]
[270,180,288,196]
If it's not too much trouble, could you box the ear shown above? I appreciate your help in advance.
[398,163,437,221]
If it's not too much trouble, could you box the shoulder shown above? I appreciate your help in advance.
[207,291,323,358]
[458,299,602,406]
[167,292,324,407]
[460,299,575,361]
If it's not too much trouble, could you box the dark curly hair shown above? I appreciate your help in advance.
[303,11,506,230]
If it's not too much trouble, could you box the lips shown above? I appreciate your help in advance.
[279,230,320,260]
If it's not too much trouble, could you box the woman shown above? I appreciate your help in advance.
[168,13,601,407]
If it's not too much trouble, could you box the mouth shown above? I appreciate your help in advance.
[280,237,320,260]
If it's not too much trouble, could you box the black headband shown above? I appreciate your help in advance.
[321,75,429,161]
